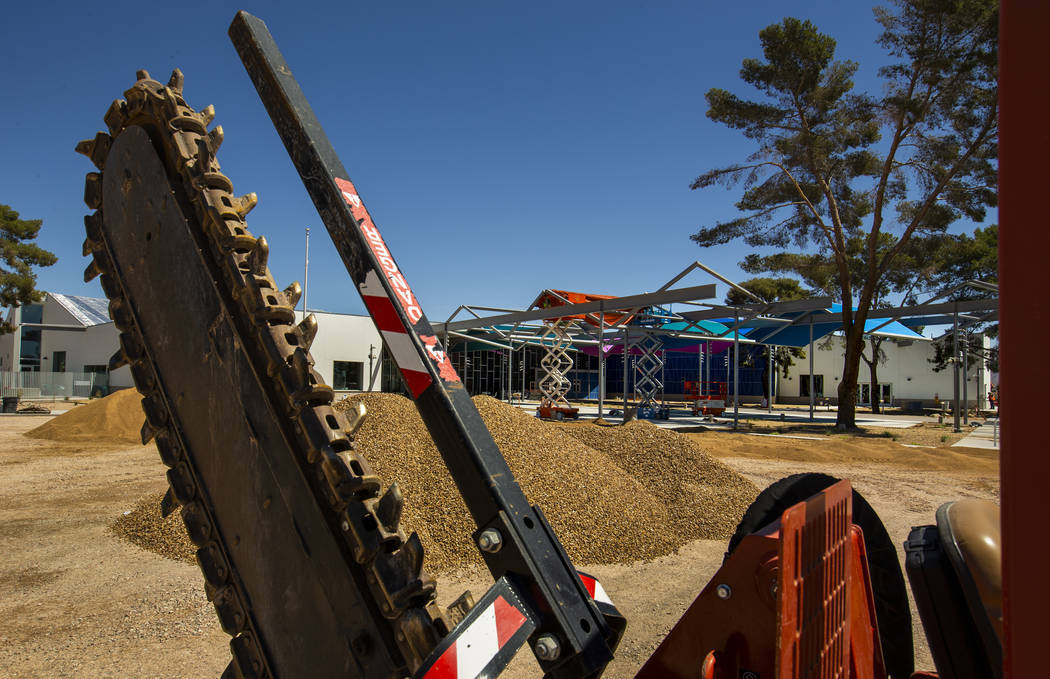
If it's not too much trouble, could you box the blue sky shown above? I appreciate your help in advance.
[2,1,981,322]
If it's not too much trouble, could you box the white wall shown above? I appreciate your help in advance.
[5,296,384,395]
[304,310,384,393]
[779,334,992,408]
[38,297,133,388]
[0,306,16,372]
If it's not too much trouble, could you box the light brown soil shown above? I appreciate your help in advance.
[0,409,999,677]
[23,389,144,446]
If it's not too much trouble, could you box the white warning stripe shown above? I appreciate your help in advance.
[360,269,387,298]
[591,578,613,606]
[456,600,500,679]
[380,328,426,373]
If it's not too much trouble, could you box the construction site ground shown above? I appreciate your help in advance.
[0,407,998,678]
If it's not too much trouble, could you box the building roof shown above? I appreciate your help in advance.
[50,293,111,327]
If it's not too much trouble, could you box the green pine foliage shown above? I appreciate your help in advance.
[1,204,58,333]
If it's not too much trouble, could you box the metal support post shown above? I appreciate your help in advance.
[302,226,310,321]
[733,309,740,429]
[963,330,970,425]
[705,340,710,395]
[622,328,629,419]
[809,316,815,421]
[953,303,961,432]
[597,307,605,418]
[767,346,773,413]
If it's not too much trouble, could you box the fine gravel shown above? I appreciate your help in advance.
[107,393,758,574]
[337,394,757,572]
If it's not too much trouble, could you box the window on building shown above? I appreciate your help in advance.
[83,365,108,375]
[18,304,42,371]
[332,361,363,391]
[800,374,824,398]
[52,351,66,373]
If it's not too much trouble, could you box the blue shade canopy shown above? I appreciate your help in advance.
[719,303,926,347]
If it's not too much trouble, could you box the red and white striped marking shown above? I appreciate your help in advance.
[359,269,432,396]
[422,595,527,679]
[336,176,460,396]
[578,572,614,606]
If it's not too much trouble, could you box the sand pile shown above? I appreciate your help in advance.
[25,388,145,445]
[110,393,758,572]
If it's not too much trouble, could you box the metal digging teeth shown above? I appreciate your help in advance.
[77,69,451,677]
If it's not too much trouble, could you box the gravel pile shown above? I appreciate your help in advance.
[111,492,196,564]
[339,394,675,572]
[553,419,759,543]
[109,393,757,573]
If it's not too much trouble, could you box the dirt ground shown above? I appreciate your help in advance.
[0,413,998,678]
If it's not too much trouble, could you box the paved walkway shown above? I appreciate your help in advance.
[952,418,1000,450]
[513,402,923,430]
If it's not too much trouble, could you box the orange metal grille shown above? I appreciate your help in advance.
[777,480,853,679]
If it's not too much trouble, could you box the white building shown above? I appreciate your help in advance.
[1,293,390,398]
[777,334,993,410]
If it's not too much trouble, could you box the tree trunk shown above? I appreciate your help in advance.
[761,350,770,401]
[868,354,881,415]
[836,329,865,430]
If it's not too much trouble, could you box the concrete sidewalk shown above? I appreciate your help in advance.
[513,402,923,429]
[952,418,1000,450]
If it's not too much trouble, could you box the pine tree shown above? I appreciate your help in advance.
[1,204,58,333]
[691,1,997,429]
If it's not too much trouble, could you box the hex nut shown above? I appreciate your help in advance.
[534,634,561,662]
[477,528,503,553]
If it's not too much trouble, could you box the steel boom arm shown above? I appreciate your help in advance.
[228,11,619,678]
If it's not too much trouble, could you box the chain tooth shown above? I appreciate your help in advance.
[108,348,129,371]
[207,125,225,154]
[248,236,268,276]
[84,172,102,210]
[82,238,100,257]
[282,281,302,308]
[84,259,102,283]
[233,192,258,218]
[201,104,216,126]
[295,314,318,351]
[344,401,367,438]
[141,419,159,445]
[376,482,404,532]
[135,69,151,81]
[75,132,112,170]
[104,99,128,135]
[160,486,181,518]
[168,68,184,94]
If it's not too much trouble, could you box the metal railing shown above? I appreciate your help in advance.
[0,371,109,400]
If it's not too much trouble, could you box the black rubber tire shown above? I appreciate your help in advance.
[726,473,914,679]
